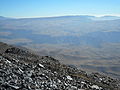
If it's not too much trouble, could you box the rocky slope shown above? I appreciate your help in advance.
[0,42,120,90]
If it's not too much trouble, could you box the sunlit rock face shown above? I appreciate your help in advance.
[0,42,120,90]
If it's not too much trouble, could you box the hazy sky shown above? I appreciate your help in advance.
[0,0,120,18]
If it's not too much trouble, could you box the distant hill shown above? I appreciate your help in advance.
[0,16,12,20]
[90,16,120,20]
[0,16,7,20]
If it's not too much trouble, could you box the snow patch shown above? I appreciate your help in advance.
[91,85,100,89]
[66,76,73,80]
[38,63,44,68]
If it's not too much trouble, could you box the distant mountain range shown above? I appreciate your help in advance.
[0,15,120,78]
[0,15,120,45]
[1,15,120,20]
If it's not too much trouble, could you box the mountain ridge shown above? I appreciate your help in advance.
[1,15,120,20]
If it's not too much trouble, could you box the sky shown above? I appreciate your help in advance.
[0,0,120,18]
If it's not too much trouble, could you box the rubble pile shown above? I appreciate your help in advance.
[0,42,120,90]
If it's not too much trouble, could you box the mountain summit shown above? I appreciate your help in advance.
[0,42,120,90]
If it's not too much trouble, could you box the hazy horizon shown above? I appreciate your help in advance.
[1,14,120,19]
